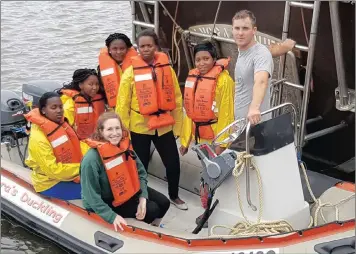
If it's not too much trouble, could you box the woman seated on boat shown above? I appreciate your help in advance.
[116,29,188,210]
[58,68,106,140]
[179,41,235,156]
[80,112,170,231]
[97,33,138,109]
[24,92,89,200]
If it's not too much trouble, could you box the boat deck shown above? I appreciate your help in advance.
[70,174,209,238]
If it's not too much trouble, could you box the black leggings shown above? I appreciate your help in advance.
[130,131,180,200]
[109,187,170,224]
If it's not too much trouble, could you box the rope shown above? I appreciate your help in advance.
[211,1,222,39]
[299,161,355,227]
[210,152,294,237]
[158,1,184,34]
[170,1,182,77]
[210,151,355,237]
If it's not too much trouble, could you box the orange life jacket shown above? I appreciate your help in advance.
[184,58,230,144]
[99,47,138,108]
[61,89,106,140]
[131,52,176,130]
[24,108,83,163]
[85,138,141,207]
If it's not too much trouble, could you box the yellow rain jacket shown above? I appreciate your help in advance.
[115,65,183,137]
[180,70,235,148]
[61,95,76,125]
[25,124,90,192]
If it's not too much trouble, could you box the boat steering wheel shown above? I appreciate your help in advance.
[212,118,247,146]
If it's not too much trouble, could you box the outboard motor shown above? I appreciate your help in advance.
[22,80,63,109]
[1,90,29,166]
[1,90,27,146]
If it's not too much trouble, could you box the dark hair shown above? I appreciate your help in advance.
[39,92,61,115]
[136,29,160,47]
[232,10,257,27]
[59,68,98,93]
[105,33,133,48]
[91,111,129,142]
[193,41,217,59]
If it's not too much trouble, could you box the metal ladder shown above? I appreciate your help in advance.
[272,1,321,148]
[131,1,159,45]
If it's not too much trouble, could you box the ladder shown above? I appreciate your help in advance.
[131,1,159,45]
[272,1,321,149]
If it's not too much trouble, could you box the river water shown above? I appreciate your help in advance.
[1,1,131,252]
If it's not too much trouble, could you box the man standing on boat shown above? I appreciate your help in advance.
[232,10,295,125]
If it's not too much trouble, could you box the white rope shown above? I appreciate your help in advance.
[210,151,355,237]
[299,161,355,227]
[210,152,294,237]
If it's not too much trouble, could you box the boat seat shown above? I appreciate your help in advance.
[301,169,340,203]
[310,186,355,226]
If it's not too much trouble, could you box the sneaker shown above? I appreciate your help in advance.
[170,198,188,210]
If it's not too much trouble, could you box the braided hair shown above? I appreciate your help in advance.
[105,33,133,49]
[58,68,99,93]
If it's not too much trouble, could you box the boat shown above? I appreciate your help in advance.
[1,1,355,253]
[130,0,355,181]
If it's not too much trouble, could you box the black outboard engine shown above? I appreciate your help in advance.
[1,90,28,146]
[22,80,63,109]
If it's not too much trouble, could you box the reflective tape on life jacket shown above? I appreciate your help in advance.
[85,138,141,207]
[131,52,176,130]
[184,57,230,143]
[99,47,138,108]
[61,89,106,140]
[24,108,83,163]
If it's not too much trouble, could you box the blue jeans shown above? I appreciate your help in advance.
[40,181,81,200]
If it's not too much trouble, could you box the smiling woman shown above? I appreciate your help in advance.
[58,68,106,140]
[80,112,170,231]
[1,1,131,250]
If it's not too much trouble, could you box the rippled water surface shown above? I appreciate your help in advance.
[1,1,131,252]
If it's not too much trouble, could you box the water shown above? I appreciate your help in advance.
[1,1,132,252]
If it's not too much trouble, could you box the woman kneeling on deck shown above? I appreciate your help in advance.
[24,92,89,200]
[80,112,170,231]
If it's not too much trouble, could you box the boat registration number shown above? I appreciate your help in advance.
[198,248,279,254]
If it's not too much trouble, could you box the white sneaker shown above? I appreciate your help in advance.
[170,198,188,210]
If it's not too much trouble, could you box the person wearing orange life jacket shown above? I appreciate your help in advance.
[97,33,138,108]
[116,29,187,210]
[24,92,90,200]
[80,112,170,231]
[179,41,235,156]
[58,68,106,140]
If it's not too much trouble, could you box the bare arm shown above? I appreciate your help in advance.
[247,47,273,125]
[268,39,296,58]
[250,71,269,110]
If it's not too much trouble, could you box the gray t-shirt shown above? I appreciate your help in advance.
[234,42,274,121]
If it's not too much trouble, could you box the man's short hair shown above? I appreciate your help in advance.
[232,10,257,27]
